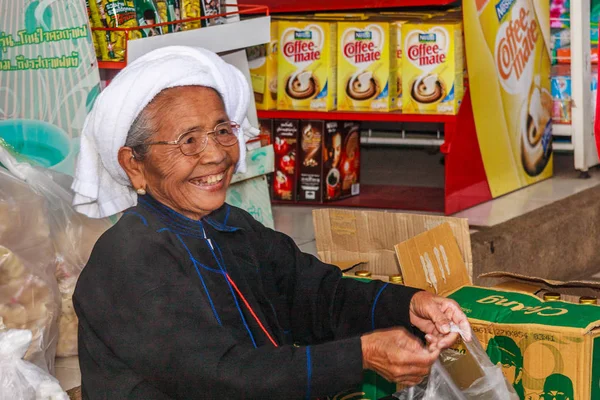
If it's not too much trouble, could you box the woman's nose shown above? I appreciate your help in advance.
[199,135,227,163]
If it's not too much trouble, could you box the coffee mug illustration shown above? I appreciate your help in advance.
[410,73,445,104]
[326,168,341,199]
[520,78,553,177]
[286,71,318,100]
[346,71,378,101]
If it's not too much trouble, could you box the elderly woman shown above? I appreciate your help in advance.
[72,47,470,400]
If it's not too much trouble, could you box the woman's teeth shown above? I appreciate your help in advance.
[192,173,225,185]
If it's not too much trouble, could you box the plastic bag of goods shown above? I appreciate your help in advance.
[0,148,111,360]
[0,329,68,400]
[394,325,518,400]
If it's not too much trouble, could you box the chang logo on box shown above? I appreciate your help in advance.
[495,0,516,21]
[355,31,372,40]
[418,33,436,43]
[294,30,312,40]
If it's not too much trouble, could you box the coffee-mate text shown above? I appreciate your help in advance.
[283,40,321,63]
[496,7,538,81]
[407,42,447,66]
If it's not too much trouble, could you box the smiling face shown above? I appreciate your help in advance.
[119,86,239,220]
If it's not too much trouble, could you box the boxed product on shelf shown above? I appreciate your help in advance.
[297,120,361,203]
[448,284,600,400]
[337,20,398,112]
[277,20,337,111]
[200,0,226,27]
[272,119,299,201]
[258,118,273,146]
[402,20,464,115]
[551,64,598,124]
[247,22,278,110]
[156,0,183,33]
[181,0,202,30]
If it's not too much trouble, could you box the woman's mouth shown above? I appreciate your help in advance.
[189,172,226,189]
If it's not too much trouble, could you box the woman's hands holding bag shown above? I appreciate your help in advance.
[361,327,439,386]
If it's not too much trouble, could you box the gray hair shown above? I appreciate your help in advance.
[125,108,154,160]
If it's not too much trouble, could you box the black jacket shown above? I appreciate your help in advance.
[74,195,420,399]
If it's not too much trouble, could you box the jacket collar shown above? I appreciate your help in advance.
[137,195,241,235]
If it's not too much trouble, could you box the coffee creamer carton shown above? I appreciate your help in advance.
[277,21,337,111]
[337,21,397,112]
[402,20,464,114]
[449,286,600,400]
[247,22,278,110]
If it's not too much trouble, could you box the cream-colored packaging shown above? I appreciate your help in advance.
[248,22,278,110]
[277,21,337,111]
[402,20,464,115]
[392,20,407,110]
[337,21,397,112]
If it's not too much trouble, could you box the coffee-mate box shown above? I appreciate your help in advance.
[277,21,337,111]
[392,20,407,110]
[337,21,397,112]
[402,21,464,114]
[247,22,278,110]
[448,286,600,400]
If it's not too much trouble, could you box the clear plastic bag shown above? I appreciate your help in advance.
[0,329,68,400]
[394,324,519,400]
[0,148,111,363]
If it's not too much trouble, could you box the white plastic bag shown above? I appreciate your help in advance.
[0,329,68,400]
[394,324,519,400]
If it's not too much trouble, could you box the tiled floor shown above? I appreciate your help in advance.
[273,149,600,256]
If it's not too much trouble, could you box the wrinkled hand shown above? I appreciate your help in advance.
[409,291,471,350]
[361,327,439,386]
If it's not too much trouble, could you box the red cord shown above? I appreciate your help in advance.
[225,274,279,348]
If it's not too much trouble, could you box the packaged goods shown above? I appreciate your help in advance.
[85,0,102,58]
[402,20,464,114]
[200,0,226,26]
[181,0,201,30]
[393,20,407,110]
[89,0,141,62]
[272,120,299,201]
[551,64,597,125]
[277,21,337,111]
[135,0,163,37]
[449,285,600,400]
[298,121,352,202]
[337,21,397,111]
[247,22,278,110]
[323,121,360,201]
[163,0,183,32]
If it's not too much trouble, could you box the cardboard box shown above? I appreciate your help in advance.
[272,119,298,201]
[448,285,600,400]
[313,208,472,278]
[247,22,278,110]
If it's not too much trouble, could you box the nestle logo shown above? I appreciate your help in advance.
[355,31,372,40]
[495,0,516,21]
[418,33,436,42]
[294,30,312,40]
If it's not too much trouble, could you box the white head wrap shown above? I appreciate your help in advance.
[71,46,255,218]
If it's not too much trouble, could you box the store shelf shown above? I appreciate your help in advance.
[553,124,573,137]
[257,110,456,124]
[238,0,458,13]
[128,16,271,62]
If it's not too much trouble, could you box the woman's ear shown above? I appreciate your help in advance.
[118,146,147,191]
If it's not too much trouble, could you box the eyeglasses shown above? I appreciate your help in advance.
[144,121,240,156]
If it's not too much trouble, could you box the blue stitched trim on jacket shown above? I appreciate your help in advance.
[176,234,222,325]
[306,346,312,400]
[123,211,148,226]
[371,283,389,331]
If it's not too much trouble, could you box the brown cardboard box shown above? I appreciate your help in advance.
[313,208,472,278]
[272,119,298,202]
